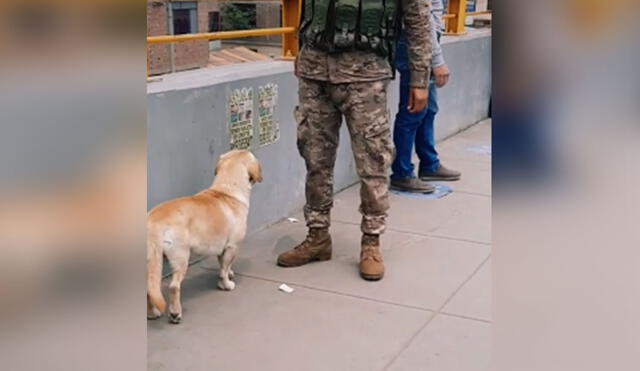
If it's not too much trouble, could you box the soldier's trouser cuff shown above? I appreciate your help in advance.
[361,214,387,235]
[304,205,331,229]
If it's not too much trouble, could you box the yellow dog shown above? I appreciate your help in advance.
[147,150,262,323]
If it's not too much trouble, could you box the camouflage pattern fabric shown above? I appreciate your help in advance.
[296,0,433,88]
[297,77,394,235]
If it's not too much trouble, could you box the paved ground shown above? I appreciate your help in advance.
[148,120,492,371]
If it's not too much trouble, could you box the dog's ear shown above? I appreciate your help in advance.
[247,160,263,184]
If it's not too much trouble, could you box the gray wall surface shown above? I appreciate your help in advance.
[147,30,491,233]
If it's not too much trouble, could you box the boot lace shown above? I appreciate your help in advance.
[361,236,382,261]
[294,229,324,251]
[294,236,312,250]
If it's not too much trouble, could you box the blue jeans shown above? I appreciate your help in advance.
[392,38,441,180]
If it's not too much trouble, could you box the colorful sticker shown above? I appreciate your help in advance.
[228,87,254,150]
[257,83,280,147]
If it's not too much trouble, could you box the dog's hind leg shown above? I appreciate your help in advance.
[166,250,190,324]
[217,253,235,280]
[217,245,238,291]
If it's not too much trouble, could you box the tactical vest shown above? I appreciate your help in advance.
[299,0,401,58]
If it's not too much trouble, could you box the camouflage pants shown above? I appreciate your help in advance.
[296,77,394,235]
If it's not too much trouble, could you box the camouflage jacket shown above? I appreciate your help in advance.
[295,0,433,88]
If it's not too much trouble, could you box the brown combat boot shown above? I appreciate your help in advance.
[277,228,332,267]
[359,234,384,281]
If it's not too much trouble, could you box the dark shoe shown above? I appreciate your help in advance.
[277,228,332,267]
[360,234,384,281]
[419,165,461,181]
[390,177,435,193]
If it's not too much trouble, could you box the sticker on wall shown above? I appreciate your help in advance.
[257,83,280,147]
[228,87,254,150]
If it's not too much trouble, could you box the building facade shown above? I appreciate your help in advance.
[147,0,281,75]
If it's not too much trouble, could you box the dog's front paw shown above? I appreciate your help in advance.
[228,269,235,279]
[218,279,236,291]
[147,314,162,320]
[168,312,182,324]
[147,307,163,320]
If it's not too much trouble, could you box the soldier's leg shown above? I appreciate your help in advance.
[337,80,394,235]
[336,80,394,280]
[296,78,342,227]
[277,77,340,267]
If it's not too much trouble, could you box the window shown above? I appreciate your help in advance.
[466,0,477,12]
[208,11,220,32]
[171,1,198,35]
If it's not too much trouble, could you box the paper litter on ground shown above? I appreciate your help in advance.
[287,217,299,223]
[278,284,294,294]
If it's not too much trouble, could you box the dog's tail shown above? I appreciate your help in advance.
[147,236,166,313]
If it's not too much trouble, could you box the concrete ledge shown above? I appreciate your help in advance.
[147,60,294,94]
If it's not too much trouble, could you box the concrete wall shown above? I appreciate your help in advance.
[147,30,490,233]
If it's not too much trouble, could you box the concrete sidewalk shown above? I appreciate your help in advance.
[148,120,492,371]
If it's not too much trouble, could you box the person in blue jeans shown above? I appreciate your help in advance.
[391,0,461,193]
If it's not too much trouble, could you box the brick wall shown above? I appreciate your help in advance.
[147,0,219,75]
[198,0,220,32]
[147,0,171,75]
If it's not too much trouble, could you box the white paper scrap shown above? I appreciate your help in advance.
[287,217,299,223]
[278,284,294,294]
